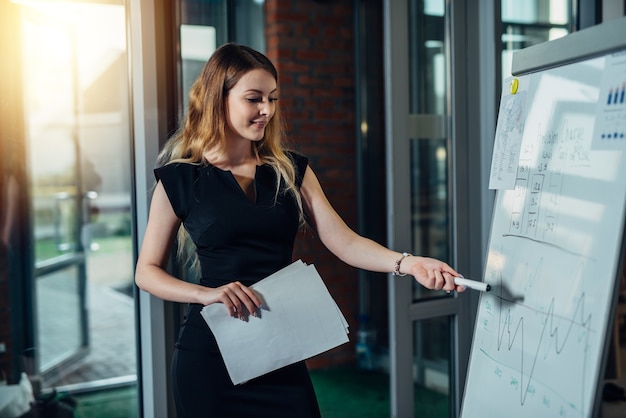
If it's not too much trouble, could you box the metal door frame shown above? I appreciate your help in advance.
[384,0,497,416]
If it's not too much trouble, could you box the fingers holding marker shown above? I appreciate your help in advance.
[433,270,446,290]
[401,256,470,293]
[441,272,456,293]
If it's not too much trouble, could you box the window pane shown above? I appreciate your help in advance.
[17,2,138,413]
[413,316,452,417]
[408,0,451,301]
[501,1,572,78]
[502,0,569,25]
[37,266,83,370]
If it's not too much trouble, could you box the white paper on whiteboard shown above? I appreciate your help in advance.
[489,76,530,190]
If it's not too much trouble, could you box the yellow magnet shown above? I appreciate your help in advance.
[510,78,519,94]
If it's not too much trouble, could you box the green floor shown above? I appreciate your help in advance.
[69,367,447,417]
[72,388,138,418]
[310,368,447,418]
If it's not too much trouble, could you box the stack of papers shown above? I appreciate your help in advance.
[200,260,349,384]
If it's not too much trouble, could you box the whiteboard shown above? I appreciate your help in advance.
[461,27,626,418]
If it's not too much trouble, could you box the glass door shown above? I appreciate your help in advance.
[12,0,138,405]
[407,1,457,417]
[23,3,90,377]
[385,0,469,416]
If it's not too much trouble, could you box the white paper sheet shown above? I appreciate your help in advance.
[488,76,529,190]
[200,260,349,384]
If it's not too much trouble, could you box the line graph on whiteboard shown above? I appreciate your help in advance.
[477,264,595,416]
[467,241,608,416]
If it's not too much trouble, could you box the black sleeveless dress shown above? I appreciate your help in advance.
[154,152,321,418]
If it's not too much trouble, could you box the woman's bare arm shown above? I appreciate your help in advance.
[300,165,463,292]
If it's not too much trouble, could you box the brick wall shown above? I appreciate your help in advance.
[265,0,359,369]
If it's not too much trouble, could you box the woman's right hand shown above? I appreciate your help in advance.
[202,281,263,321]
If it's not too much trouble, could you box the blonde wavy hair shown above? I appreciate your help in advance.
[157,43,304,276]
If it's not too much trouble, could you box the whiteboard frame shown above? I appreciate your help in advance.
[512,16,626,77]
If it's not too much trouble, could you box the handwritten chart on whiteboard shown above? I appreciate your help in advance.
[462,52,626,418]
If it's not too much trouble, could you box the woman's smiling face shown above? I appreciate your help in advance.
[224,68,278,143]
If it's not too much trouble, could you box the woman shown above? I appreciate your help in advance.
[135,43,464,417]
